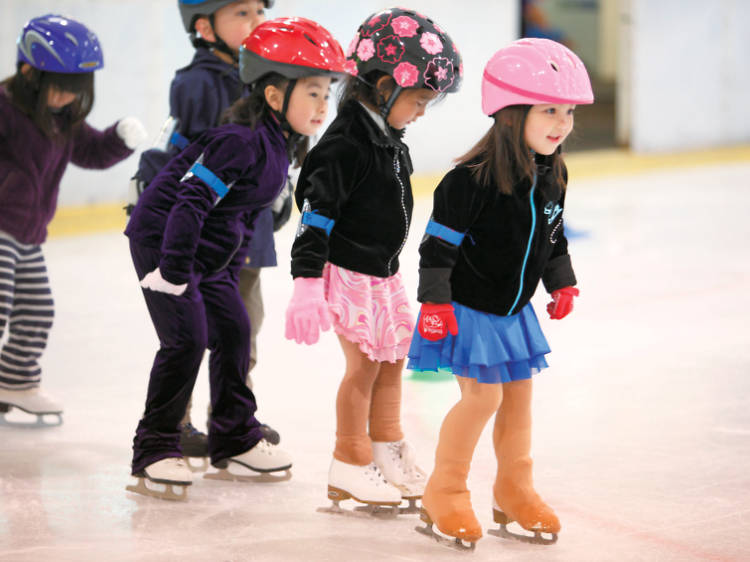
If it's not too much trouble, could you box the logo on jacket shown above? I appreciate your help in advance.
[544,202,562,224]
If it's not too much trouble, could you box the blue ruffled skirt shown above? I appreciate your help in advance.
[407,302,550,384]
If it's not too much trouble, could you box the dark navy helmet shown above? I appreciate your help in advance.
[178,0,275,33]
[16,14,103,73]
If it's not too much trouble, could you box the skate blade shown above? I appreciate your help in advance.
[317,487,401,519]
[126,477,189,502]
[204,467,292,483]
[0,408,62,428]
[415,521,477,551]
[396,497,421,515]
[487,522,558,545]
[185,456,210,473]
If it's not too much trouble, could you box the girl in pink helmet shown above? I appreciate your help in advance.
[409,38,593,549]
[285,8,462,513]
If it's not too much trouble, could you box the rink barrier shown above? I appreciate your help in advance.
[47,144,750,239]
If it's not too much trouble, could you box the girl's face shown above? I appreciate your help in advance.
[47,87,77,110]
[524,104,576,155]
[211,0,267,52]
[386,88,438,130]
[284,76,333,137]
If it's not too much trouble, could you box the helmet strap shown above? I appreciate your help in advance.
[205,14,239,63]
[379,85,402,121]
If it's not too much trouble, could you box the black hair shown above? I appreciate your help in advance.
[455,105,567,196]
[1,62,95,142]
[221,73,309,167]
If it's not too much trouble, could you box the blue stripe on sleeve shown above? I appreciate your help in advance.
[187,162,229,198]
[301,211,335,236]
[425,219,465,246]
[170,132,189,150]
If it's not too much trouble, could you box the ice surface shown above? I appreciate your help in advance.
[1,163,749,561]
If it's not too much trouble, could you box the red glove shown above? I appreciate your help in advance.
[418,303,459,341]
[547,286,579,319]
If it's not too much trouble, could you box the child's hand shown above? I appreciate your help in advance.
[417,303,458,341]
[547,286,579,319]
[285,277,331,345]
[116,117,148,149]
[140,268,187,296]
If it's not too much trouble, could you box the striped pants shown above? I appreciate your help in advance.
[0,232,54,389]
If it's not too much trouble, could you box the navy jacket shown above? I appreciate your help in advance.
[125,118,288,285]
[291,100,413,279]
[135,48,276,267]
[417,156,577,316]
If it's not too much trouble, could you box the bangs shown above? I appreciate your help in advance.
[45,71,94,95]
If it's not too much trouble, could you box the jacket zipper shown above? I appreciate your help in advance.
[386,147,409,276]
[507,173,538,316]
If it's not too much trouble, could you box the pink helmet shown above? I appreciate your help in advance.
[481,38,593,116]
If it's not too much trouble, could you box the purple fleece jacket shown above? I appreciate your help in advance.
[0,87,133,245]
[124,118,289,285]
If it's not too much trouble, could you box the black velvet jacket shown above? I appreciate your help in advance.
[418,156,577,316]
[291,100,413,278]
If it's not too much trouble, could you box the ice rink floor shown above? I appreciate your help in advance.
[1,161,749,561]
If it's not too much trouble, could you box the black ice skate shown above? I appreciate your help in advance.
[180,422,209,472]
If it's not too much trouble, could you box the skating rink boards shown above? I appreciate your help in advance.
[1,159,749,561]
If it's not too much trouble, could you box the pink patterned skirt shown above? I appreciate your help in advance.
[323,263,414,363]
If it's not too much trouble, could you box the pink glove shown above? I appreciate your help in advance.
[285,277,331,345]
[417,303,459,341]
[547,286,579,319]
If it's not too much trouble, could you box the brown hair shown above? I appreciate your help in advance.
[456,105,566,195]
[1,63,95,142]
[221,73,309,167]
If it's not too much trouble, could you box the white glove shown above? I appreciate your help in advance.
[116,117,148,149]
[139,267,187,296]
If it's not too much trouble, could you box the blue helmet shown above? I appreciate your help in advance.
[17,14,103,73]
[178,0,275,33]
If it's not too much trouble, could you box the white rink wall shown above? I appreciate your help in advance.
[624,0,750,152]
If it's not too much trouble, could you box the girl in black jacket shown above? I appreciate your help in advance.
[285,8,462,511]
[409,38,594,548]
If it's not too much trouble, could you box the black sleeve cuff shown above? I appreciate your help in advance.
[417,267,452,303]
[542,254,577,293]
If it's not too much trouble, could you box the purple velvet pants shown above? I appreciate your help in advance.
[129,240,263,475]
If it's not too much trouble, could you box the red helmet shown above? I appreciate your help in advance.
[239,17,347,84]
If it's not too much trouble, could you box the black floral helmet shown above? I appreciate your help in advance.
[345,7,463,119]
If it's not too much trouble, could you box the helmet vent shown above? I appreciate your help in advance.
[549,61,559,72]
[303,33,319,47]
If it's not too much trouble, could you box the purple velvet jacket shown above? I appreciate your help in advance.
[125,118,288,285]
[0,88,133,245]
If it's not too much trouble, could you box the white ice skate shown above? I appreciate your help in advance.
[372,439,427,513]
[204,439,292,482]
[318,458,402,518]
[126,457,193,501]
[0,387,63,427]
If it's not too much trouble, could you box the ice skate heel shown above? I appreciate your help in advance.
[0,398,62,428]
[126,476,190,502]
[320,485,400,518]
[204,440,292,483]
[487,507,558,545]
[415,507,477,551]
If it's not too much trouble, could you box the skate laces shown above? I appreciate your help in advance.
[388,440,422,479]
[181,422,203,437]
[365,462,389,486]
[165,457,188,470]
